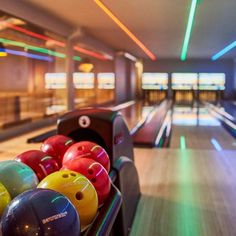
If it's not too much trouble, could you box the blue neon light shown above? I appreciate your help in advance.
[211,138,222,151]
[0,48,53,62]
[212,41,236,61]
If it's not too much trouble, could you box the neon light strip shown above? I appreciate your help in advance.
[94,0,156,60]
[0,38,82,61]
[180,0,198,61]
[0,48,7,57]
[7,24,111,60]
[211,138,222,151]
[0,52,7,57]
[0,38,65,58]
[212,41,236,60]
[7,24,65,47]
[0,48,53,61]
[73,56,82,61]
[74,46,107,60]
[180,136,186,149]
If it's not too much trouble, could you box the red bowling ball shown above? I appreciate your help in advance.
[62,157,111,205]
[15,150,59,181]
[63,141,110,172]
[41,135,75,167]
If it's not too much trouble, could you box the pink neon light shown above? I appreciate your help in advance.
[8,24,65,47]
[74,46,108,60]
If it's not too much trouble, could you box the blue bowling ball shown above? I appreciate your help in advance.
[1,188,80,236]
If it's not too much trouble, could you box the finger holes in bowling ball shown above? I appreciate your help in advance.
[76,192,83,200]
[62,174,69,178]
[77,146,84,151]
[91,177,96,183]
[70,173,76,177]
[88,169,93,175]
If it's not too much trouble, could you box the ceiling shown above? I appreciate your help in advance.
[22,0,236,60]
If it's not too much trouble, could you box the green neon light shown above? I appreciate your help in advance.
[180,0,198,61]
[0,38,65,58]
[180,136,186,149]
[27,45,65,58]
[0,38,82,61]
[73,56,82,61]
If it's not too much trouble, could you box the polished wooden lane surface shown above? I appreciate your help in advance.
[170,105,236,150]
[170,125,236,150]
[131,148,236,236]
[115,101,155,132]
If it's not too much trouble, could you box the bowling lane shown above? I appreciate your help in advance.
[131,148,236,236]
[111,100,157,132]
[170,106,236,150]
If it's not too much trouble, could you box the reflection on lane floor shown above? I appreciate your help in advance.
[118,101,156,132]
[172,106,220,126]
[170,106,236,150]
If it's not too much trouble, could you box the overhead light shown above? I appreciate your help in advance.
[0,38,82,61]
[74,45,108,60]
[212,41,236,60]
[0,38,65,58]
[0,50,7,57]
[73,56,82,61]
[117,51,137,61]
[0,48,53,61]
[78,58,94,72]
[6,24,112,60]
[7,24,65,47]
[124,52,137,61]
[180,0,198,61]
[0,42,7,57]
[94,0,156,60]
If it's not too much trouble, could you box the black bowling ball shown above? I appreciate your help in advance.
[1,188,80,236]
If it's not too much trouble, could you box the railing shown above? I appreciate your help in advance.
[0,93,60,129]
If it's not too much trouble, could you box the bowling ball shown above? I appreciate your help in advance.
[1,189,80,236]
[15,150,59,181]
[62,158,111,205]
[63,141,110,172]
[0,182,11,218]
[38,170,98,231]
[41,135,75,167]
[0,160,38,198]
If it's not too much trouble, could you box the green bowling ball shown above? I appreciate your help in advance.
[0,160,38,198]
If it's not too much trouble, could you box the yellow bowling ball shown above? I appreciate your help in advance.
[38,170,98,231]
[0,182,11,217]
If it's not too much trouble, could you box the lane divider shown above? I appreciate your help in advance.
[154,110,171,146]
